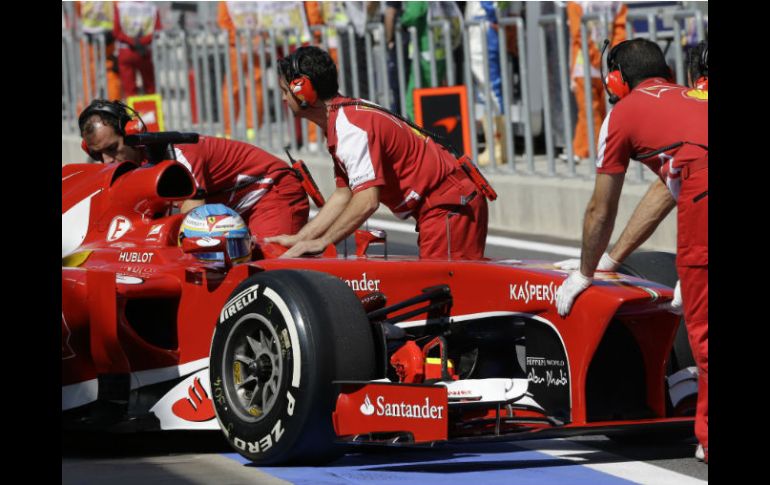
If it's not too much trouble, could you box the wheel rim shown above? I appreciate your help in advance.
[222,313,284,423]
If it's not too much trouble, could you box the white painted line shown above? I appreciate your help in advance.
[485,234,581,258]
[515,438,707,485]
[310,210,582,257]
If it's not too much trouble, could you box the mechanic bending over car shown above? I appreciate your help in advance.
[265,46,489,260]
[554,40,708,311]
[78,99,309,240]
[554,39,708,463]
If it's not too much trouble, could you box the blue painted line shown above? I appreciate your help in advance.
[223,442,639,485]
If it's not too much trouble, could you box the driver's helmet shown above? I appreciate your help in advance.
[180,204,252,264]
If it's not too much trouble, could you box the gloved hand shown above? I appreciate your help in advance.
[670,279,683,315]
[553,252,620,272]
[555,271,593,317]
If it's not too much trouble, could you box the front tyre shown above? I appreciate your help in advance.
[210,270,376,464]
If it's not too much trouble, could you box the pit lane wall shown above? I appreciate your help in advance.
[61,135,676,252]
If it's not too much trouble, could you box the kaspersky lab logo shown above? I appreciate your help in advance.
[360,394,375,416]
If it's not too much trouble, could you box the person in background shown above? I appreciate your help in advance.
[258,2,319,149]
[466,1,506,167]
[77,1,122,101]
[113,1,162,96]
[218,1,262,141]
[384,1,407,114]
[401,1,447,121]
[565,1,627,164]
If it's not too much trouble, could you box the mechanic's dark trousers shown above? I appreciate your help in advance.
[676,166,708,457]
[243,174,309,241]
[414,172,488,260]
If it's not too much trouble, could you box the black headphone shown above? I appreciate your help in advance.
[79,99,146,161]
[78,99,137,136]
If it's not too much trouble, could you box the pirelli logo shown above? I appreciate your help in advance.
[220,285,259,323]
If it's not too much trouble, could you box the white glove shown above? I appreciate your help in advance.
[670,279,683,315]
[553,252,620,272]
[555,271,593,317]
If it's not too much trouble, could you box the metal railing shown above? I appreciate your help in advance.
[538,12,573,177]
[62,5,706,185]
[579,12,609,173]
[672,10,708,86]
[62,31,110,134]
[500,16,534,173]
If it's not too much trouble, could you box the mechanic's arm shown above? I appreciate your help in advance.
[556,173,625,317]
[554,178,675,271]
[580,173,625,277]
[264,186,352,246]
[608,177,675,263]
[280,186,380,258]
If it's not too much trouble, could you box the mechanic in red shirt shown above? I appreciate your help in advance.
[553,39,708,462]
[554,39,708,308]
[265,46,488,260]
[78,99,309,240]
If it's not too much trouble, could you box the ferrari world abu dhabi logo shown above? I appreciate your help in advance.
[107,216,132,242]
[360,394,375,416]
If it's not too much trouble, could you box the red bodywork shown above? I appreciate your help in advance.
[62,159,691,442]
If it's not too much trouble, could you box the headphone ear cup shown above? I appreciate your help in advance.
[124,119,146,135]
[289,75,317,108]
[606,70,630,100]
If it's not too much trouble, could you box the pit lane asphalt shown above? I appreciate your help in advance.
[63,232,707,484]
[62,431,707,484]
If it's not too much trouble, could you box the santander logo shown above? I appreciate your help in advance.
[360,394,375,416]
[360,394,445,420]
[172,377,216,422]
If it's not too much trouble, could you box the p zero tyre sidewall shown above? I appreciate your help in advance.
[209,270,375,464]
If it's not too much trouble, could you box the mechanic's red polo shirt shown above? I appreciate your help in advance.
[596,77,708,201]
[325,95,468,219]
[175,136,291,214]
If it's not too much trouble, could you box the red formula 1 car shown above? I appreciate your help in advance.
[62,133,697,464]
